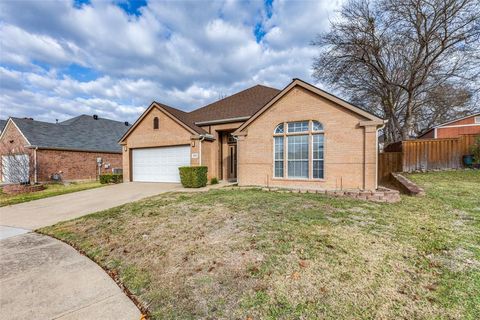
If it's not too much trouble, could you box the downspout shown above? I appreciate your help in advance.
[232,134,240,183]
[375,121,387,189]
[198,135,206,166]
[34,147,38,184]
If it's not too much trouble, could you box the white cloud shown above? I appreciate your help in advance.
[0,0,343,123]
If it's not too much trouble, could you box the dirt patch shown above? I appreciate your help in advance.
[428,248,480,272]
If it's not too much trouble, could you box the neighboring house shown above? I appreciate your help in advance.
[0,115,130,183]
[0,119,7,134]
[120,79,385,190]
[418,113,480,139]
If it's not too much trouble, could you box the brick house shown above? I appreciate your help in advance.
[0,115,130,183]
[418,113,480,139]
[120,79,385,191]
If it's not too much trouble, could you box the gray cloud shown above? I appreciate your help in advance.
[0,0,343,123]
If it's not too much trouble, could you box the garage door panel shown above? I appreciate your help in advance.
[132,146,190,182]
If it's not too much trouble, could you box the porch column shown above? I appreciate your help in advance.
[359,121,383,190]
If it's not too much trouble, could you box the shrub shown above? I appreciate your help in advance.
[179,166,208,188]
[99,173,123,184]
[210,177,219,185]
[470,136,480,164]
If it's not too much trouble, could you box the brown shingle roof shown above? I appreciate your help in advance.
[157,102,207,134]
[189,85,280,123]
[151,84,280,135]
[120,85,280,141]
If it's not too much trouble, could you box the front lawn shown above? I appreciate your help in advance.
[0,181,103,207]
[41,171,480,319]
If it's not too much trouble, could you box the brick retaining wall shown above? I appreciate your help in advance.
[2,184,45,195]
[230,186,401,203]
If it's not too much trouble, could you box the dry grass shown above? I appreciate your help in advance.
[41,170,480,319]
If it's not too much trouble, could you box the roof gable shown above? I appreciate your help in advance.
[0,118,31,144]
[235,79,384,133]
[418,112,480,138]
[435,113,480,128]
[119,102,204,143]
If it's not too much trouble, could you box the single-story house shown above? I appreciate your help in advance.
[0,115,130,183]
[120,79,385,190]
[418,113,480,139]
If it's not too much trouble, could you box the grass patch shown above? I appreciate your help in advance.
[41,170,480,319]
[0,181,103,207]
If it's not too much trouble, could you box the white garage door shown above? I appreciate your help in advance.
[132,146,190,182]
[2,154,30,183]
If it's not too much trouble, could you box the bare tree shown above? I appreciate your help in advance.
[415,83,473,135]
[312,0,480,142]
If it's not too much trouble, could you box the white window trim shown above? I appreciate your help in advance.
[272,120,326,181]
[312,134,325,179]
[287,134,309,179]
[273,136,285,178]
[287,121,309,133]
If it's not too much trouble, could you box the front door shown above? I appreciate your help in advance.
[227,144,237,181]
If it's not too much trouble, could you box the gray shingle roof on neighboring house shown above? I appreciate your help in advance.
[0,120,7,133]
[11,115,130,153]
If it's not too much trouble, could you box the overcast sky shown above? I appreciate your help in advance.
[0,0,343,123]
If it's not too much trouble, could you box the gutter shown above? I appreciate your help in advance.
[25,145,122,154]
[193,133,214,141]
[194,116,250,126]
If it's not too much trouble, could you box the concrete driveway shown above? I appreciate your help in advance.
[0,182,182,320]
[0,182,182,231]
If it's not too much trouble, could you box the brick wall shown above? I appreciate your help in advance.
[421,115,480,139]
[122,91,379,188]
[237,86,379,190]
[36,149,122,181]
[436,125,480,138]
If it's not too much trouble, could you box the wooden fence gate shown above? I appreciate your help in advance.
[378,134,478,182]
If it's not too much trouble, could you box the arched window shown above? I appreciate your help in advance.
[153,117,159,129]
[274,123,284,134]
[273,120,324,179]
[312,121,323,132]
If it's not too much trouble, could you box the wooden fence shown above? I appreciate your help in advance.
[379,134,478,182]
[378,152,402,182]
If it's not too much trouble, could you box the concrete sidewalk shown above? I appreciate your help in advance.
[0,232,141,320]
